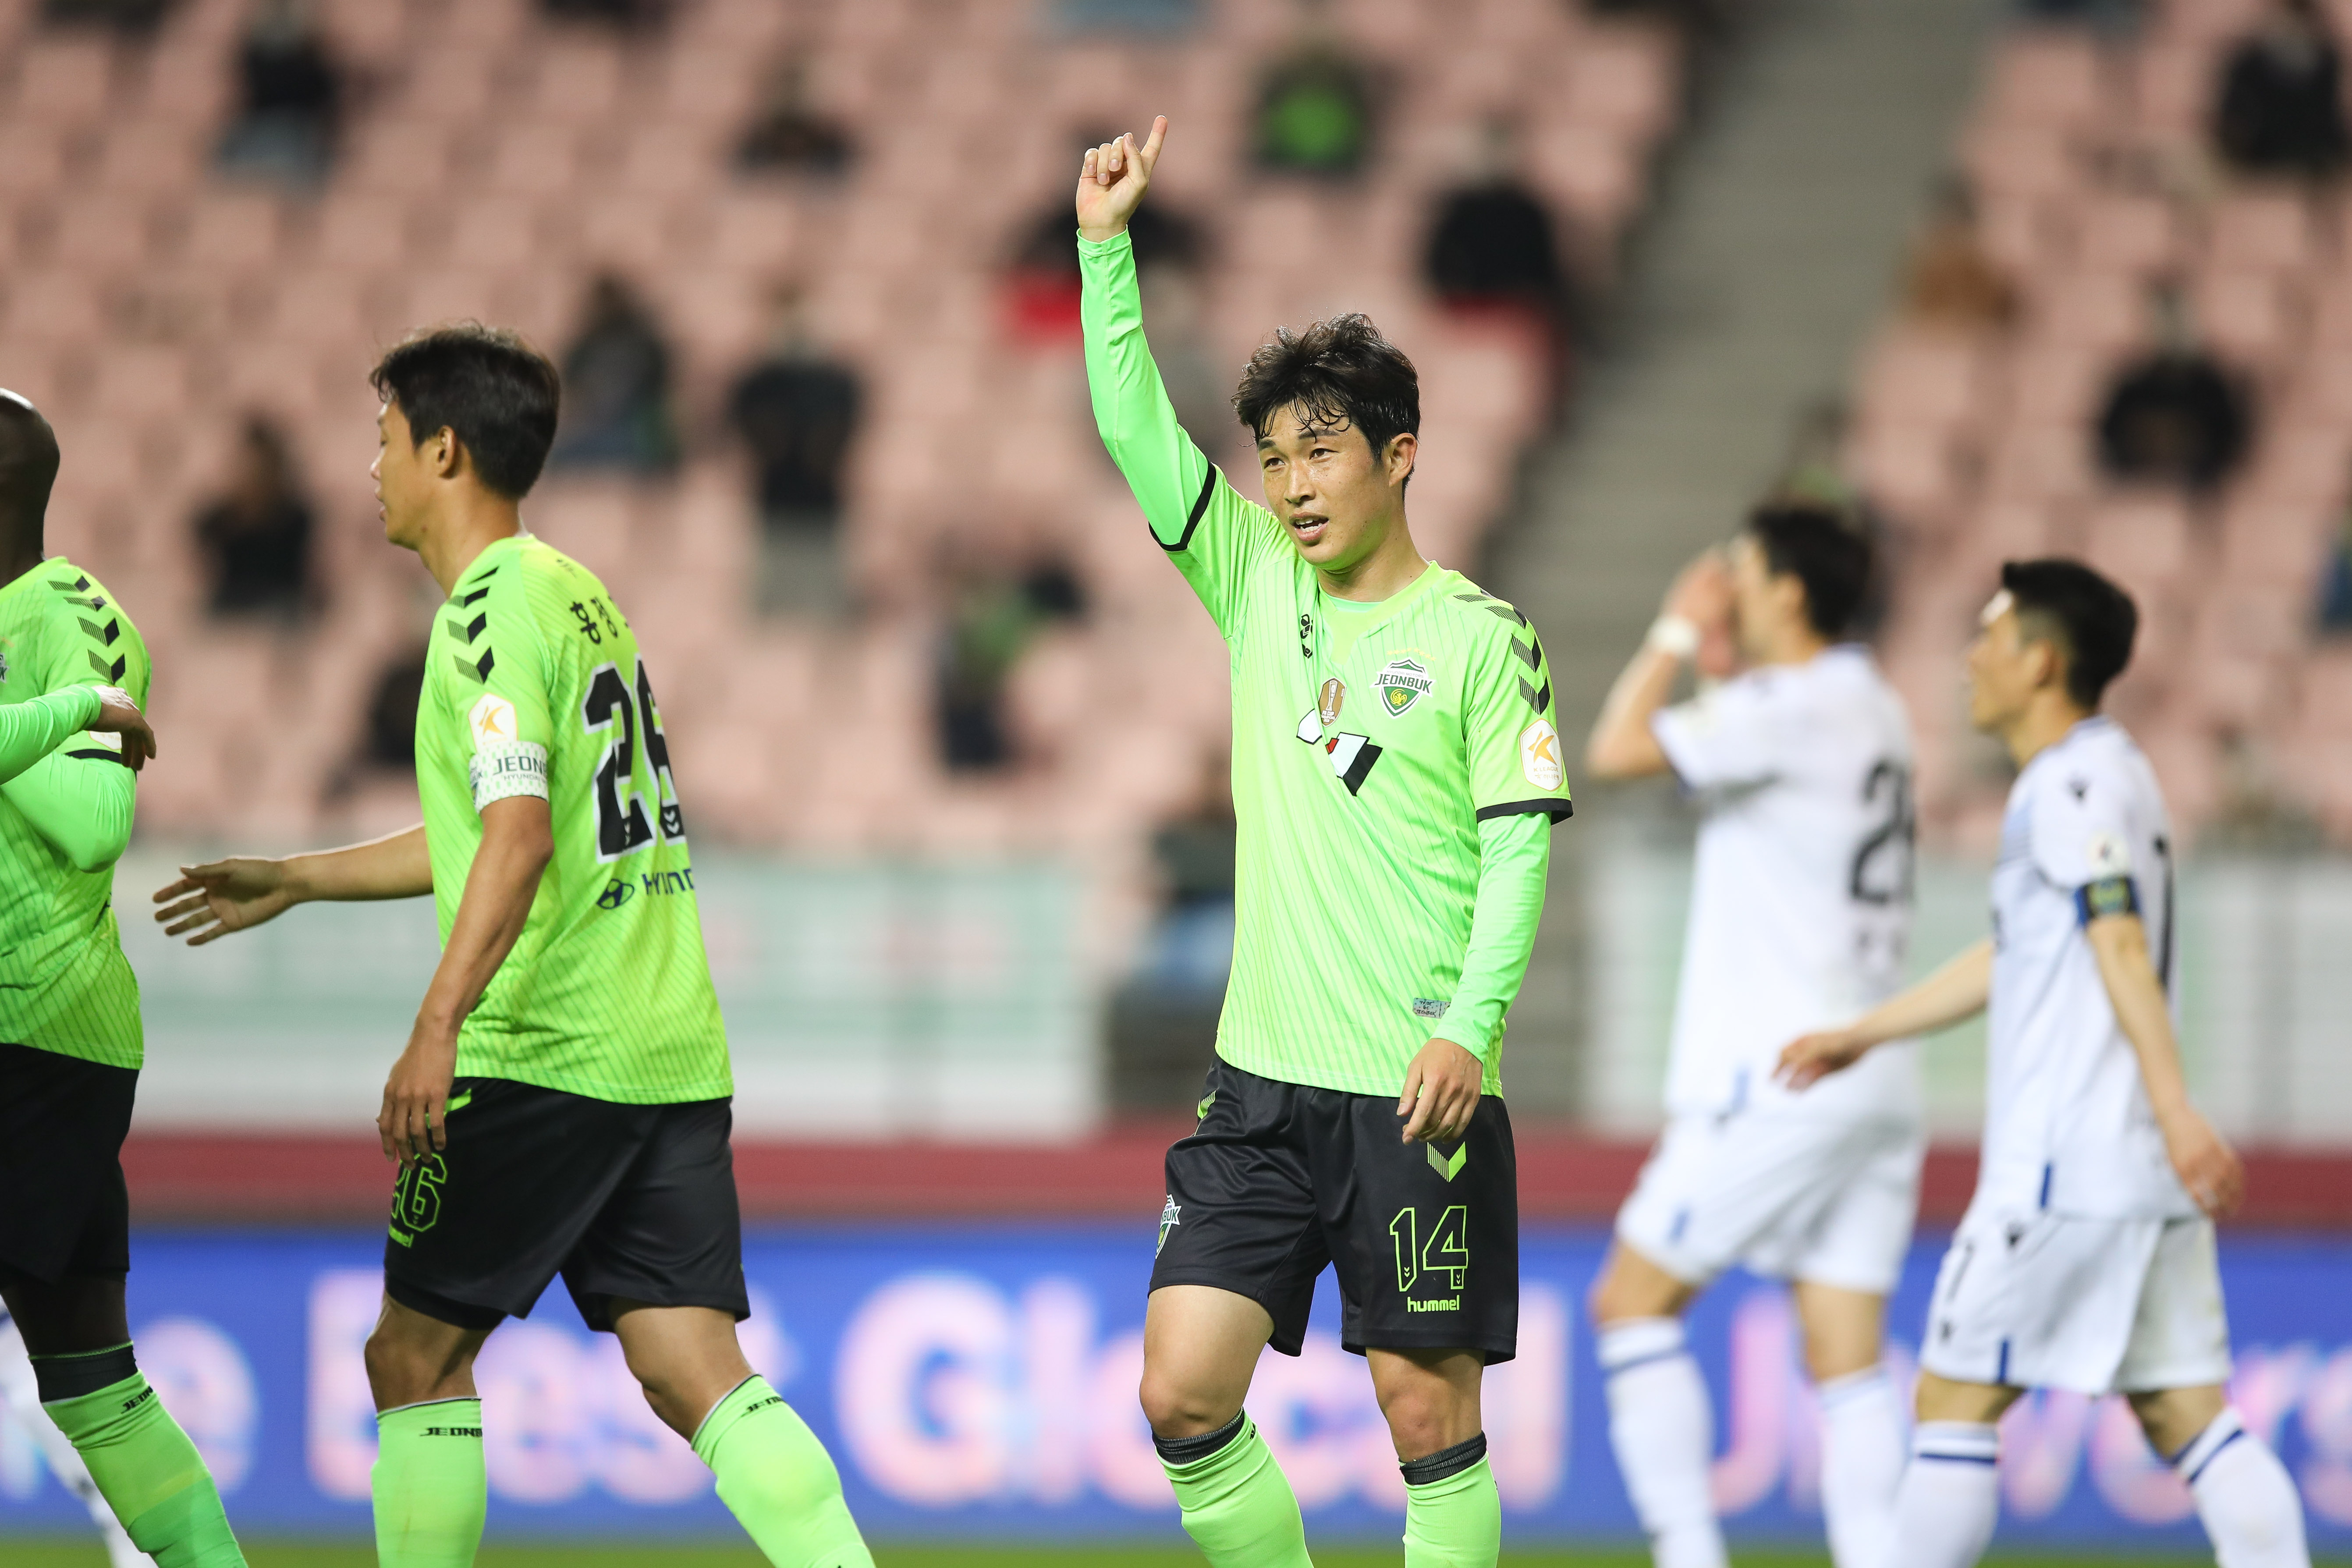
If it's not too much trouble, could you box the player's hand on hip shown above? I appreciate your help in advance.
[2158,1103,2244,1219]
[152,857,298,944]
[1776,1028,1868,1091]
[380,1025,458,1165]
[1398,1038,1482,1146]
[1075,115,1169,243]
[85,686,156,771]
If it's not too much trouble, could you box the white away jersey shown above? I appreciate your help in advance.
[1983,717,2194,1220]
[1650,646,1922,1122]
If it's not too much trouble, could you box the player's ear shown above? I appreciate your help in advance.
[429,426,463,481]
[1384,431,1417,488]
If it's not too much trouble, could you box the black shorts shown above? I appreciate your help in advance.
[1150,1060,1520,1364]
[0,1043,136,1286]
[383,1078,748,1334]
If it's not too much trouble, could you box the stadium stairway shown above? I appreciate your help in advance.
[1486,0,2003,1112]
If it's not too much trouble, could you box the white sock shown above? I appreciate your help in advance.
[1599,1317,1726,1568]
[0,1317,146,1568]
[2176,1408,2311,1568]
[1889,1421,2000,1568]
[1818,1364,1903,1568]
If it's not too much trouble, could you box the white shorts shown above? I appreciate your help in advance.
[1614,1110,1925,1295]
[1917,1205,2233,1395]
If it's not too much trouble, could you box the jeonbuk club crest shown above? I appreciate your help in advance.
[1375,657,1434,716]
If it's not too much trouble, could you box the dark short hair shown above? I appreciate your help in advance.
[369,323,560,501]
[2000,557,2138,708]
[1745,503,1872,639]
[1232,313,1419,472]
[0,390,60,536]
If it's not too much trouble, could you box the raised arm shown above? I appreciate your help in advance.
[153,823,434,945]
[2086,911,2242,1217]
[1777,937,1993,1089]
[1078,118,1279,632]
[1584,551,1734,780]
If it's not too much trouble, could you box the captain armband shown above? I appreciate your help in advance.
[2074,875,2140,926]
[469,739,549,811]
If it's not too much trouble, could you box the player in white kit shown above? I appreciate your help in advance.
[0,1309,145,1565]
[1583,504,1922,1568]
[1782,559,2310,1568]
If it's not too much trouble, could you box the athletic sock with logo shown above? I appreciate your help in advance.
[692,1375,875,1568]
[1598,1318,1726,1568]
[1890,1422,2000,1568]
[35,1344,247,1567]
[1817,1363,1904,1568]
[1156,1412,1314,1567]
[2175,1408,2312,1568]
[1400,1434,1501,1568]
[371,1398,486,1568]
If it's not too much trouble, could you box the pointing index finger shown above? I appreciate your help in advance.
[1137,114,1169,173]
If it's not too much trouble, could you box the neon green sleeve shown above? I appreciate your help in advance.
[1079,227,1285,638]
[1,744,135,872]
[1427,810,1551,1065]
[0,684,102,785]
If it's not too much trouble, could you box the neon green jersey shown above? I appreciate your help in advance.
[1082,231,1571,1099]
[416,534,731,1104]
[0,559,150,1067]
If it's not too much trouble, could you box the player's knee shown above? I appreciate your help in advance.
[1137,1366,1232,1440]
[1380,1387,1467,1463]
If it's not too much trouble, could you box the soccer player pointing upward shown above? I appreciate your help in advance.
[153,328,872,1568]
[1081,121,1572,1568]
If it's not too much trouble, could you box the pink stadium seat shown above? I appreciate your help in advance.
[2074,192,2182,273]
[2206,192,2317,273]
[13,35,115,124]
[1985,32,2111,131]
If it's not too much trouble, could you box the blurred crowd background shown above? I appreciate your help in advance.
[4,0,2351,1134]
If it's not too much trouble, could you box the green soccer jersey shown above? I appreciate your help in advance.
[1082,231,1571,1099]
[0,558,150,1067]
[416,533,732,1104]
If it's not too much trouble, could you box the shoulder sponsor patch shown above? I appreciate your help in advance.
[468,693,519,749]
[1375,657,1435,716]
[2085,830,2132,877]
[1519,718,1563,791]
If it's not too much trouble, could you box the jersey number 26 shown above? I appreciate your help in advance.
[581,656,686,862]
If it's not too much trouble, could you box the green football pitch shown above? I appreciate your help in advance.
[0,1545,2314,1567]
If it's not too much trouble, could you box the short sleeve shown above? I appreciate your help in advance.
[2028,766,2140,922]
[1464,610,1573,823]
[1650,674,1788,791]
[444,569,553,812]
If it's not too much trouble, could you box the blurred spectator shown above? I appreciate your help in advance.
[550,275,678,476]
[934,550,1086,773]
[1898,176,2018,335]
[1252,0,1376,178]
[1104,752,1235,1110]
[192,416,315,621]
[323,641,426,802]
[2214,0,2349,181]
[1423,118,1575,397]
[1050,0,1201,34]
[2318,505,2352,631]
[540,0,662,23]
[216,0,343,191]
[1007,146,1203,340]
[2013,0,2142,31]
[727,287,862,615]
[735,59,854,177]
[2094,283,2253,492]
[39,0,171,28]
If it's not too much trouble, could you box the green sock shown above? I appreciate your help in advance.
[371,1398,486,1568]
[37,1351,246,1568]
[691,1376,873,1568]
[1400,1441,1501,1568]
[1158,1414,1313,1567]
